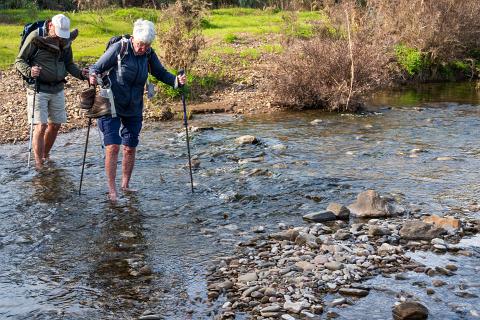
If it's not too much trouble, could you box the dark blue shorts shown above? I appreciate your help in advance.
[97,116,143,147]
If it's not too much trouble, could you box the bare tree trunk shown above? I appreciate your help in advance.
[345,10,354,111]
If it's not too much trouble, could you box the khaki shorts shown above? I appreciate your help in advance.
[27,89,67,124]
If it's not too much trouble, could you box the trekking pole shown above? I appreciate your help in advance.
[88,80,105,158]
[79,117,92,195]
[27,78,38,168]
[178,69,194,193]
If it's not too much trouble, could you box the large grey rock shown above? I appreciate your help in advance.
[400,221,446,240]
[326,202,350,219]
[235,135,258,144]
[348,190,394,218]
[392,301,429,320]
[303,211,337,223]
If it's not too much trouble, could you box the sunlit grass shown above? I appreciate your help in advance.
[0,7,322,69]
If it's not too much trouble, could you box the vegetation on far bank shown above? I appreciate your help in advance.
[1,0,479,113]
[0,7,320,69]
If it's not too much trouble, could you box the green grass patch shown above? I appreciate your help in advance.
[0,7,322,70]
[239,47,261,59]
[153,70,222,100]
[203,8,321,39]
[260,43,283,54]
[224,33,239,44]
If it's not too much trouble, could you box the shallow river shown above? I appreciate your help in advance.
[0,82,479,319]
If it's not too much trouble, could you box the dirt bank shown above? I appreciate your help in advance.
[0,67,276,145]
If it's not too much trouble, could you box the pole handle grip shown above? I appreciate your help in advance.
[177,69,185,88]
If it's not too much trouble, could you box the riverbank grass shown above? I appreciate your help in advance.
[0,7,321,69]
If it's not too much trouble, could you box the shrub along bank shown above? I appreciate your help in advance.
[0,2,478,119]
[269,0,480,111]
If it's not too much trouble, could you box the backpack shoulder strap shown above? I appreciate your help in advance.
[38,20,47,37]
[118,37,129,59]
[115,37,130,85]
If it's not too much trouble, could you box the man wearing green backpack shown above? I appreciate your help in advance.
[15,14,88,170]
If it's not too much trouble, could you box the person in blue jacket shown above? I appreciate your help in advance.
[89,19,186,201]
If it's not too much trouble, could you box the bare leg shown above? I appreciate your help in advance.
[43,123,61,160]
[105,144,120,201]
[121,146,136,191]
[33,124,47,170]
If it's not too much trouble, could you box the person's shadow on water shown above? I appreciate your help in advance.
[87,195,159,318]
[30,161,76,203]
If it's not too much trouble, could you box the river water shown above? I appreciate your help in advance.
[0,82,479,319]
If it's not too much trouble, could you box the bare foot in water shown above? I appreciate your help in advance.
[121,187,138,193]
[108,191,118,202]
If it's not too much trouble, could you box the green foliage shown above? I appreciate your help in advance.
[153,71,221,101]
[239,47,260,59]
[113,8,159,23]
[395,44,429,76]
[260,43,283,54]
[0,7,319,70]
[224,33,238,43]
[451,60,468,72]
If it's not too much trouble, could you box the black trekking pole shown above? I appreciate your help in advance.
[79,117,92,195]
[178,69,194,193]
[27,78,38,168]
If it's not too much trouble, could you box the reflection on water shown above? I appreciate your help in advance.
[0,82,479,318]
[31,164,75,203]
[371,82,480,106]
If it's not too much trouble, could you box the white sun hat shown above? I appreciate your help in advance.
[51,14,70,39]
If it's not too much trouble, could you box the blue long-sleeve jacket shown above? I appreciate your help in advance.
[90,39,176,118]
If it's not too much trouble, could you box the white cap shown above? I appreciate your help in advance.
[51,14,70,39]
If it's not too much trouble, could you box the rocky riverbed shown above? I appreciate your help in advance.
[205,189,480,319]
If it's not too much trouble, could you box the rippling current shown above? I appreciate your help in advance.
[0,82,479,319]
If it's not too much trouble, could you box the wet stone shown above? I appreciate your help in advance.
[432,279,446,287]
[303,211,337,223]
[138,315,162,320]
[338,288,370,297]
[392,301,429,320]
[235,135,258,144]
[445,264,458,271]
[330,297,347,307]
[454,291,479,298]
